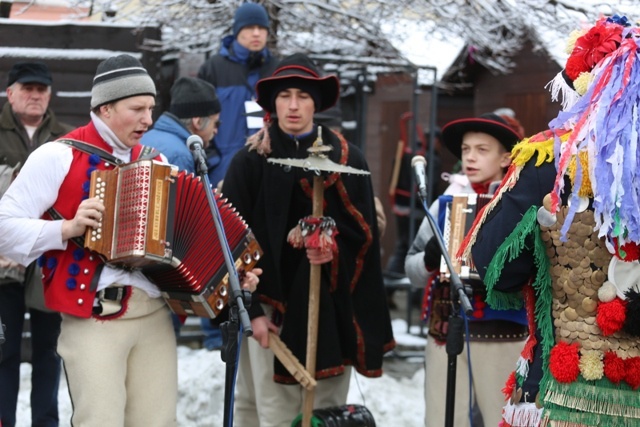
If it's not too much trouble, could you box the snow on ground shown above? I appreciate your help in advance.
[16,318,426,426]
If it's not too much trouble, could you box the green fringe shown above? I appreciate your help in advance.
[543,376,640,426]
[484,206,548,311]
[483,206,555,395]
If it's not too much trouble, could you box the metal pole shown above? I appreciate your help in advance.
[408,68,420,243]
[426,66,438,206]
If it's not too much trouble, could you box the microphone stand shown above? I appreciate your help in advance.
[190,141,252,427]
[0,314,5,362]
[417,192,473,427]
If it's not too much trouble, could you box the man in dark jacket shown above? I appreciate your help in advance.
[0,61,73,427]
[222,53,395,426]
[197,2,279,188]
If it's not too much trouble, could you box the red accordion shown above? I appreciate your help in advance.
[84,159,262,318]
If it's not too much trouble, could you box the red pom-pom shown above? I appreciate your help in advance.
[603,351,626,384]
[625,357,640,390]
[549,341,580,383]
[502,371,516,401]
[596,298,627,336]
[614,239,640,262]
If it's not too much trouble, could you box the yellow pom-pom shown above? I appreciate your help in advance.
[573,72,593,96]
[579,350,604,381]
[566,29,586,54]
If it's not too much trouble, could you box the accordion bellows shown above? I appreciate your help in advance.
[85,159,262,318]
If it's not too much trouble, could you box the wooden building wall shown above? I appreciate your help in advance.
[365,40,563,269]
[364,72,473,268]
[0,20,165,127]
[473,40,563,136]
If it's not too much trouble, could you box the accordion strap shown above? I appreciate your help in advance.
[46,207,85,249]
[56,139,161,166]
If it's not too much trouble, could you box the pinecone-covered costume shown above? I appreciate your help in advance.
[463,15,640,427]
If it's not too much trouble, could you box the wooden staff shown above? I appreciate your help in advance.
[268,332,316,390]
[301,174,325,426]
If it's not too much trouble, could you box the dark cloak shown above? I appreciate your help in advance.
[222,124,395,383]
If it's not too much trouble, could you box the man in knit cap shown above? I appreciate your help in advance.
[0,54,261,426]
[198,2,279,188]
[0,53,176,426]
[142,76,225,347]
[142,76,221,174]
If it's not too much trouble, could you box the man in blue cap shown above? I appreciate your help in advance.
[197,2,279,189]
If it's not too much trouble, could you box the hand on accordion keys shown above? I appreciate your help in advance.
[423,236,442,272]
[62,196,105,241]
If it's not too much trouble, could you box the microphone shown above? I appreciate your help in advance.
[187,135,208,175]
[411,155,428,201]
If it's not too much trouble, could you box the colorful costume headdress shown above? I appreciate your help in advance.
[548,15,640,255]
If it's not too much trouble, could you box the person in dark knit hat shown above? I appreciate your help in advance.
[143,76,221,174]
[404,110,526,427]
[142,76,229,350]
[0,54,260,426]
[198,2,279,189]
[222,52,395,426]
[0,60,73,427]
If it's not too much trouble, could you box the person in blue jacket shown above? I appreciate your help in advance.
[142,76,221,175]
[141,76,224,349]
[197,2,279,188]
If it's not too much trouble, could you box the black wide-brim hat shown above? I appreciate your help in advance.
[256,53,339,113]
[441,113,521,159]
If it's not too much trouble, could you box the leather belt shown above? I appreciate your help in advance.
[464,320,528,342]
[98,286,127,302]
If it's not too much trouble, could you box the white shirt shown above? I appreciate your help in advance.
[0,119,161,297]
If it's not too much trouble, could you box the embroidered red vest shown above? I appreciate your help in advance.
[39,122,156,318]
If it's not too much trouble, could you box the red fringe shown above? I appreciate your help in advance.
[502,371,517,401]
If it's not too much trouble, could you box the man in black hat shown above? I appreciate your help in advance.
[0,61,73,427]
[222,52,395,426]
[197,2,279,189]
[404,112,526,427]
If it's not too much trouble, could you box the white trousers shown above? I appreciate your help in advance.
[57,287,177,427]
[424,337,525,427]
[234,306,351,427]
